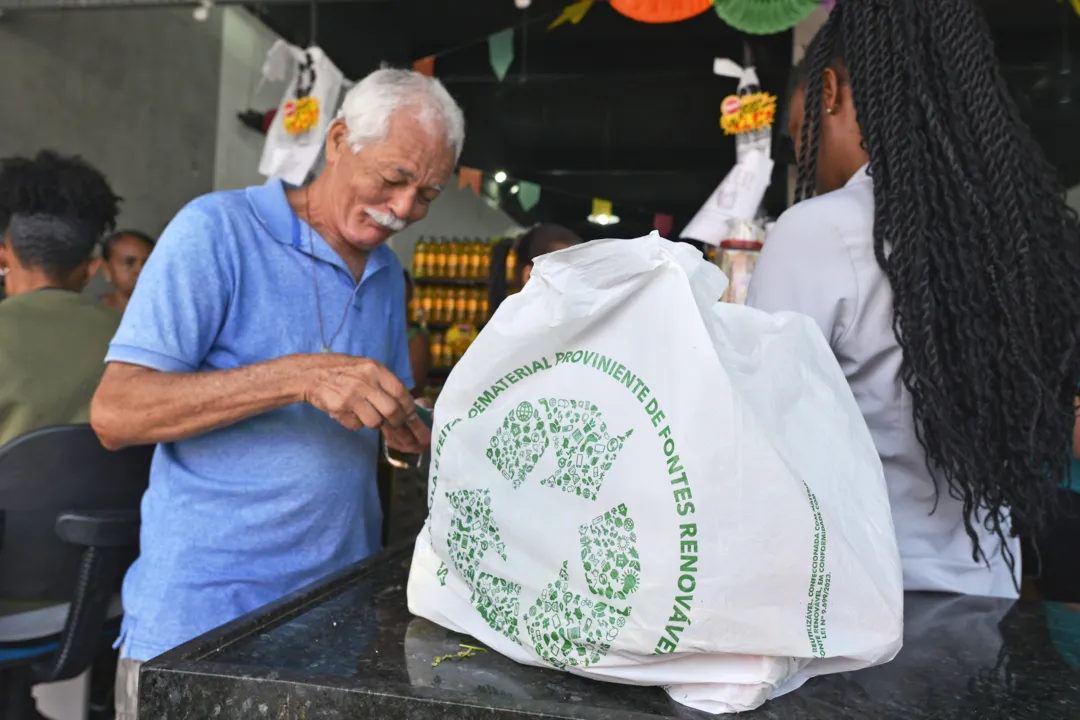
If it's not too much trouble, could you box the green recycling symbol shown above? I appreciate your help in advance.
[486,399,633,501]
[439,398,640,670]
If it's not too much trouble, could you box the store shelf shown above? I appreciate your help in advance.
[414,277,489,287]
[423,321,488,332]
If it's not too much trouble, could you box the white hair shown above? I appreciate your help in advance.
[338,68,465,161]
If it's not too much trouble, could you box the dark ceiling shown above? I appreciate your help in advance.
[251,0,1080,240]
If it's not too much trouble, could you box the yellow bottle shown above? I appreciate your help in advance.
[480,241,491,280]
[460,241,472,280]
[413,238,427,278]
[430,239,445,279]
[430,333,445,368]
[480,296,490,322]
[433,287,446,324]
[444,286,457,323]
[452,288,466,323]
[466,288,480,325]
[506,246,517,284]
[446,241,460,279]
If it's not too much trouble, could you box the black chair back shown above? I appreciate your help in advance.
[0,425,152,601]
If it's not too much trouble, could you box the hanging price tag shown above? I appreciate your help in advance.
[282,96,321,135]
[719,92,777,135]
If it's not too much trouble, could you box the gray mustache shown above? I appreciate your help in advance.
[365,208,407,232]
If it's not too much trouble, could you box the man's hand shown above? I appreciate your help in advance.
[305,355,431,450]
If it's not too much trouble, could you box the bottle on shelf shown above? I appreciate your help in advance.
[432,287,445,324]
[466,288,480,325]
[430,332,445,368]
[505,245,517,284]
[419,286,433,324]
[457,287,470,323]
[413,238,427,279]
[433,238,448,279]
[480,240,491,280]
[468,241,482,280]
[446,241,460,279]
[439,340,454,369]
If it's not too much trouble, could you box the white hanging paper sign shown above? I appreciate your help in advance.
[679,151,774,247]
[258,45,345,186]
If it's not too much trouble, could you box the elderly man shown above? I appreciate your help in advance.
[90,68,464,718]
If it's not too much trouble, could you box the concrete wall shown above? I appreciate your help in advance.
[214,8,287,192]
[0,8,223,235]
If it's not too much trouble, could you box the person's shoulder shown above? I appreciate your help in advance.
[155,188,258,267]
[67,292,124,324]
[775,183,872,240]
[0,291,120,331]
[170,188,252,231]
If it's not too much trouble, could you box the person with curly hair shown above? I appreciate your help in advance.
[746,0,1080,598]
[0,150,123,447]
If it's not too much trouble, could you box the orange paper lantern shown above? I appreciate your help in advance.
[610,0,712,23]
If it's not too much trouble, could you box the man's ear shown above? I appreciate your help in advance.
[324,119,351,165]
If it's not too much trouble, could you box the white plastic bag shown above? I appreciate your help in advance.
[258,43,344,186]
[408,235,903,714]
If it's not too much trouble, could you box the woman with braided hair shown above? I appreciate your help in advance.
[746,0,1080,598]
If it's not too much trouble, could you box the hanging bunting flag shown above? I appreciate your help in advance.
[592,198,613,217]
[413,56,435,76]
[517,181,541,212]
[653,213,674,237]
[1060,0,1080,17]
[458,167,482,194]
[548,0,594,30]
[488,28,516,81]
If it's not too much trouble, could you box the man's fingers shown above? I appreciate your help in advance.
[330,410,365,432]
[373,365,414,409]
[362,387,409,429]
[404,412,432,448]
[351,398,386,430]
[384,425,423,455]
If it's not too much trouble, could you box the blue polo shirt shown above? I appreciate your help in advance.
[107,179,412,661]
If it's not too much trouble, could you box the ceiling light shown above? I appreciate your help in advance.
[515,0,532,7]
[587,213,620,226]
[510,184,520,194]
[494,171,508,183]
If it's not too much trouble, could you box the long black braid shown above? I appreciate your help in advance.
[796,0,1080,577]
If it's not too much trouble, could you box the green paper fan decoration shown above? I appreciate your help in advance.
[713,0,821,35]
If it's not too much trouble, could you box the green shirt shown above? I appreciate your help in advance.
[0,289,121,448]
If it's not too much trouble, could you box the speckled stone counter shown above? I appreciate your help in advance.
[139,544,1080,719]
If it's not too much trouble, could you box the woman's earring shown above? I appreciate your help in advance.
[0,267,7,277]
[825,107,836,115]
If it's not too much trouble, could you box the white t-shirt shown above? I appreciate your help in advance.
[745,165,1020,599]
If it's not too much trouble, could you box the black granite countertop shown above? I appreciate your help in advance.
[140,544,1080,719]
